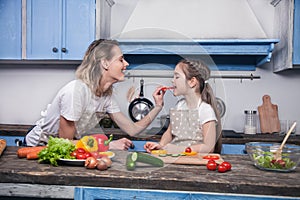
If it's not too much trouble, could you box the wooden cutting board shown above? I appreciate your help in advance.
[258,95,280,133]
[152,153,223,165]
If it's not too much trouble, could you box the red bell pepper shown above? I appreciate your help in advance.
[93,134,113,152]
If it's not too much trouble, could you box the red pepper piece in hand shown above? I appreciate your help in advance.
[93,134,113,152]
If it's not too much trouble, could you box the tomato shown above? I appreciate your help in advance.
[84,152,92,158]
[76,148,86,153]
[220,161,232,171]
[70,151,78,158]
[185,147,192,153]
[207,159,216,164]
[202,155,220,160]
[218,165,227,173]
[76,152,86,160]
[206,161,217,171]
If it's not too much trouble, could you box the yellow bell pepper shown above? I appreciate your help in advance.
[76,136,98,152]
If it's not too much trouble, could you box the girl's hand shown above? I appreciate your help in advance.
[144,141,162,153]
[109,138,133,150]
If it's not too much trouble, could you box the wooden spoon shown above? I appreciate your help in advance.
[275,122,297,160]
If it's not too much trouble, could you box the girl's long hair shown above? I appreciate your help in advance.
[75,39,119,97]
[179,59,222,153]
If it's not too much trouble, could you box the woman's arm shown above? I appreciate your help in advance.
[109,87,164,136]
[58,116,76,140]
[109,104,162,136]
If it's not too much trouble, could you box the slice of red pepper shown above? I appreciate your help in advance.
[202,155,220,160]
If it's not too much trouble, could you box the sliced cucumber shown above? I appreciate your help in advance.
[133,152,164,167]
[126,153,136,171]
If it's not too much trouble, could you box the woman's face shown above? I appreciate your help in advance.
[106,46,129,81]
[172,64,189,96]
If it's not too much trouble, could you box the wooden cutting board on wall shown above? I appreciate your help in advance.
[258,95,280,133]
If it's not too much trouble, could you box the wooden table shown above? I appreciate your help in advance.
[0,147,299,199]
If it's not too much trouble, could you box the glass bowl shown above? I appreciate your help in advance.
[245,142,300,172]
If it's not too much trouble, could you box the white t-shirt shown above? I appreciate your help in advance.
[170,98,217,147]
[26,80,120,146]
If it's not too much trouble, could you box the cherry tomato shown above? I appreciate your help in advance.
[206,161,217,171]
[70,151,78,158]
[76,152,86,160]
[76,148,86,153]
[207,159,216,164]
[185,147,192,153]
[202,155,220,160]
[220,161,232,171]
[218,165,227,173]
[84,152,92,158]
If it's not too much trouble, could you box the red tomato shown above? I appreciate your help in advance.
[220,161,232,171]
[185,147,192,153]
[206,161,217,171]
[207,159,216,164]
[218,165,227,173]
[76,148,86,153]
[76,152,86,160]
[70,151,78,158]
[202,155,220,160]
[84,152,92,158]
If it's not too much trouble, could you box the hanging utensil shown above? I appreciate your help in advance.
[128,79,154,122]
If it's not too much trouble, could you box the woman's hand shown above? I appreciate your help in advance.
[152,86,165,108]
[109,138,133,150]
[144,141,162,153]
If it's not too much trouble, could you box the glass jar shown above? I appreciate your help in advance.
[244,110,257,134]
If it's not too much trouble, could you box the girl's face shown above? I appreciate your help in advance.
[172,64,189,96]
[106,46,129,81]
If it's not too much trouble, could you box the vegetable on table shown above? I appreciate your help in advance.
[0,139,7,157]
[38,137,76,166]
[126,152,164,171]
[202,155,220,160]
[17,146,46,158]
[93,134,113,152]
[76,136,98,152]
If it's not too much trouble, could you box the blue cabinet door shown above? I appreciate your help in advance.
[26,0,61,59]
[62,0,95,60]
[26,0,95,60]
[0,0,22,59]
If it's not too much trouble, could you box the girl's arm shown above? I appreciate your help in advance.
[190,120,216,153]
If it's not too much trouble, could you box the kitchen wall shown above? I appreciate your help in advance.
[0,0,299,133]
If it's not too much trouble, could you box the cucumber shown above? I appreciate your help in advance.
[126,153,136,171]
[132,152,164,167]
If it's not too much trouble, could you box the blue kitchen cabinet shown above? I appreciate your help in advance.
[293,0,300,65]
[26,0,95,60]
[0,0,22,59]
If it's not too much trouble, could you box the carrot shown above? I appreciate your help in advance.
[0,139,6,156]
[26,149,44,160]
[17,146,46,158]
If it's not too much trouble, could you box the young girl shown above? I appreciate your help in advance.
[25,39,165,150]
[144,59,222,153]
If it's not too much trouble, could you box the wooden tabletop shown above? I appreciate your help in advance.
[0,146,299,198]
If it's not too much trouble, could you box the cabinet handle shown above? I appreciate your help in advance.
[61,48,67,53]
[52,47,58,53]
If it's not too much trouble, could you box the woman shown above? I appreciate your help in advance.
[144,59,222,153]
[25,39,165,150]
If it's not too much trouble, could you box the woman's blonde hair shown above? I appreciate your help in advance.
[178,59,222,153]
[75,39,119,97]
